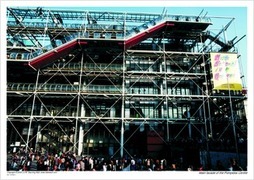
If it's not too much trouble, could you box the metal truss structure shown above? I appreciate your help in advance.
[6,7,247,167]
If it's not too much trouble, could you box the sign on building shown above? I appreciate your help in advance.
[210,52,243,90]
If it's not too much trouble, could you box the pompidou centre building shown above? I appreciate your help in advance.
[6,7,247,168]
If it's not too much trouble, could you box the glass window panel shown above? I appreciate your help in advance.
[173,107,178,118]
[168,106,172,118]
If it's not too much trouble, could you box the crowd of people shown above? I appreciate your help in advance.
[8,150,171,171]
[7,148,244,172]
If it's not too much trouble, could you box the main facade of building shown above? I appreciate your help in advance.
[6,7,247,168]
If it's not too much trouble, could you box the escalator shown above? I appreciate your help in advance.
[27,15,173,70]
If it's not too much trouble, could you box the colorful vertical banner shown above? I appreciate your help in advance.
[210,52,242,90]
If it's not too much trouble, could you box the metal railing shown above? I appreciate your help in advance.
[7,83,123,93]
[47,62,123,72]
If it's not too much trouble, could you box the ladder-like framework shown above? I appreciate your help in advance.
[7,7,247,167]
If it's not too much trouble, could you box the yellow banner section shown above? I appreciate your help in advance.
[210,52,242,90]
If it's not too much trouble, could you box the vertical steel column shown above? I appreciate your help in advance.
[162,35,170,142]
[228,78,240,164]
[120,51,125,158]
[26,69,40,153]
[202,87,211,169]
[78,124,84,156]
[42,10,50,47]
[74,51,84,154]
[187,111,192,138]
[35,123,41,151]
[200,34,213,138]
[120,14,127,158]
[200,33,212,169]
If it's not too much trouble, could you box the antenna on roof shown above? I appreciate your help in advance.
[195,9,204,22]
[197,9,204,19]
[232,34,246,46]
[202,11,208,18]
[161,7,167,17]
